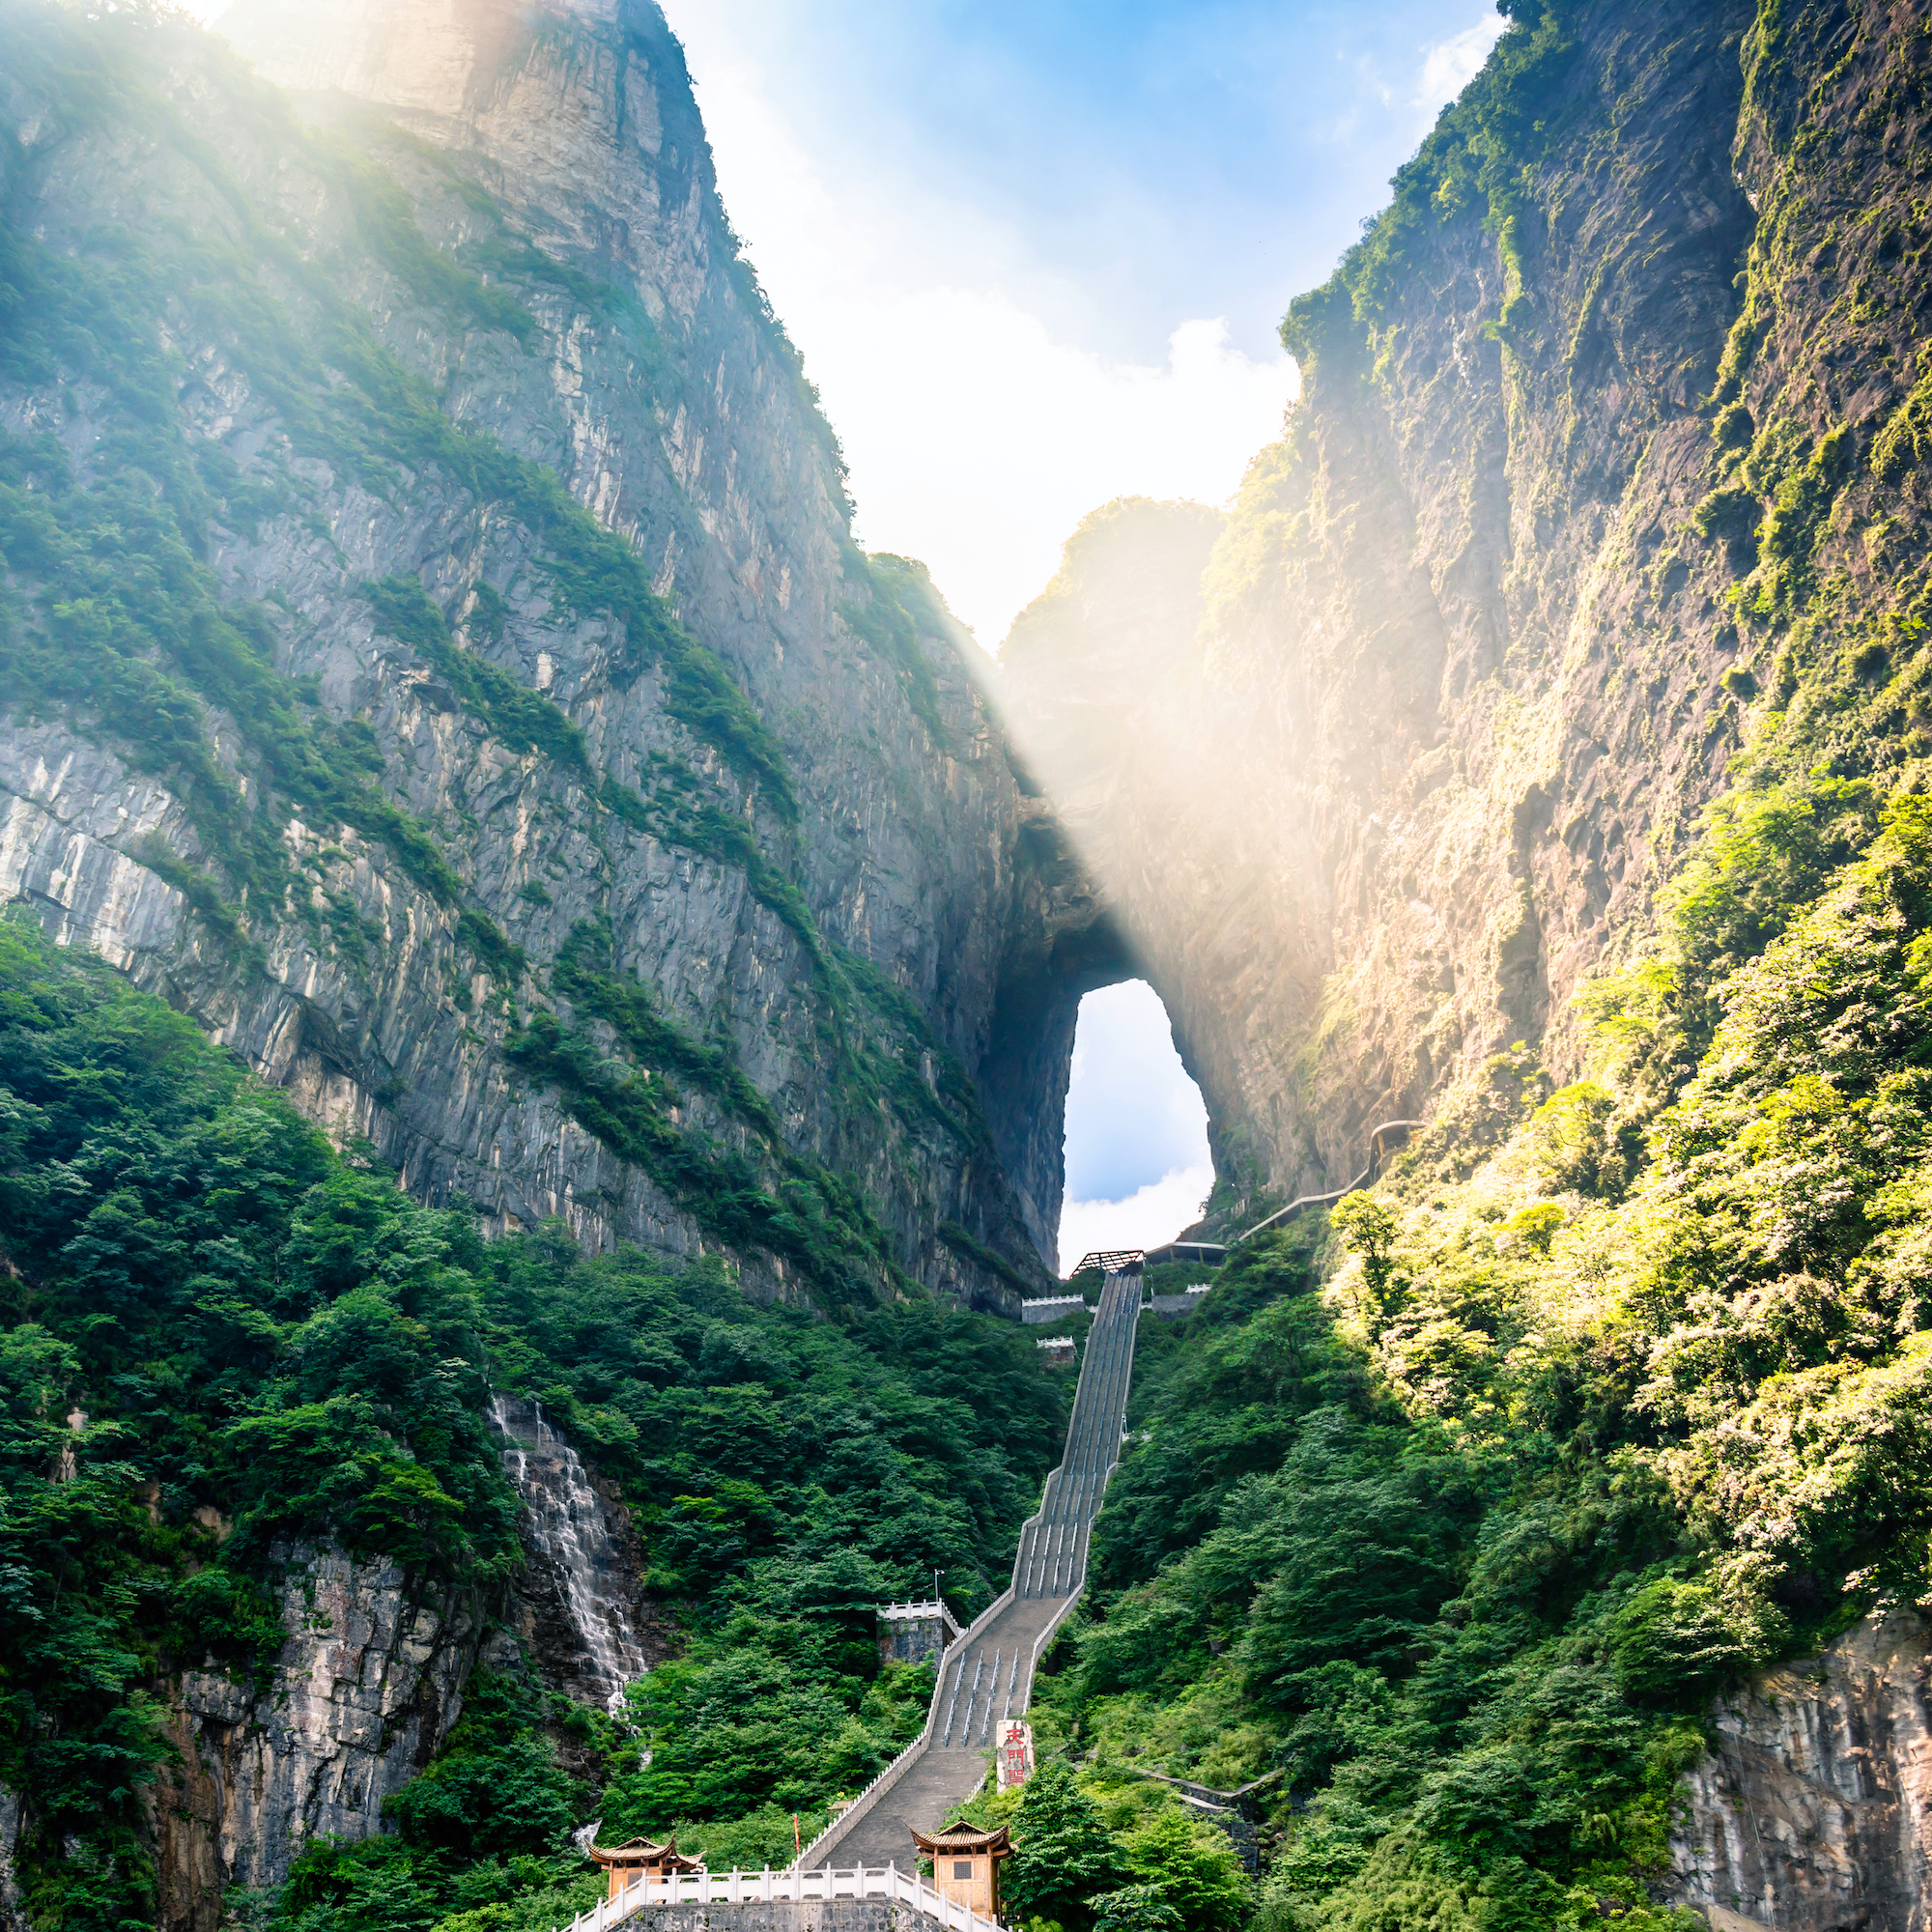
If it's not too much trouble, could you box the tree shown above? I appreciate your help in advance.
[1003,1763,1121,1932]
[1091,1887,1182,1932]
[1120,1808,1249,1932]
[1327,1196,1401,1319]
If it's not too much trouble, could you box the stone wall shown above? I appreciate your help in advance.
[616,1901,952,1932]
[876,1606,956,1668]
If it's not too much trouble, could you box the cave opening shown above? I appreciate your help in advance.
[1057,980,1212,1275]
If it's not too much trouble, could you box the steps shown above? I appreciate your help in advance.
[798,1273,1143,1869]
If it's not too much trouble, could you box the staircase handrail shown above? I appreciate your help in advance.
[794,1273,1138,1872]
[1229,1121,1427,1247]
[1009,1298,1135,1686]
[565,1863,1001,1932]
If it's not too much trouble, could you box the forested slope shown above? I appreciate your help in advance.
[1034,788,1932,1930]
[0,913,1065,1932]
[10,1,1932,1930]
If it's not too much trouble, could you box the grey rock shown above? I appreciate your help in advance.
[492,1392,676,1711]
[0,8,1104,1919]
[0,1790,27,1932]
[1669,1608,1932,1932]
[151,1547,486,1932]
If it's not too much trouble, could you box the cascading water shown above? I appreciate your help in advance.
[489,1392,651,1712]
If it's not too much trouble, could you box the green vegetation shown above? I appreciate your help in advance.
[0,0,1018,1309]
[0,915,1066,1932]
[1282,0,1582,369]
[1077,9,1932,1920]
[838,554,952,742]
[363,579,591,777]
[505,988,898,1308]
[1030,785,1932,1929]
[947,1759,1249,1932]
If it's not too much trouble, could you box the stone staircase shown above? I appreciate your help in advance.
[798,1273,1143,1869]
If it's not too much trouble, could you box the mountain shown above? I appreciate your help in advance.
[0,0,1106,1310]
[994,2,1932,1926]
[8,0,1932,1930]
[1004,0,1932,1228]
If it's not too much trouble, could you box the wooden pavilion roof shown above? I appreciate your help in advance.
[912,1824,1011,1857]
[588,1836,705,1873]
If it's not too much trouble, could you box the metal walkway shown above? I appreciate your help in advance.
[798,1272,1144,1868]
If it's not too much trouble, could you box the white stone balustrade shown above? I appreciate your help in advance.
[559,1865,1000,1932]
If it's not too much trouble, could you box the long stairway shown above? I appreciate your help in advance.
[805,1271,1143,1868]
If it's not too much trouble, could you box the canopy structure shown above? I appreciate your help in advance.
[910,1825,1011,1858]
[589,1837,705,1897]
[1067,1249,1145,1276]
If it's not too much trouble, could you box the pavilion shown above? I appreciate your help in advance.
[587,1837,705,1900]
[912,1824,1010,1919]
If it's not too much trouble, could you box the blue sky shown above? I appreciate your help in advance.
[663,0,1500,642]
[670,0,1499,367]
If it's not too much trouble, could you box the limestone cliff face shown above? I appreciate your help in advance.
[0,0,1084,1307]
[1668,1607,1932,1932]
[149,1548,486,1932]
[1004,0,1932,1218]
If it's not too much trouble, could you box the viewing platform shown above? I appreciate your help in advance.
[1019,1293,1089,1325]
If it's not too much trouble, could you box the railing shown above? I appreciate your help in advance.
[1229,1121,1426,1246]
[569,1865,1000,1932]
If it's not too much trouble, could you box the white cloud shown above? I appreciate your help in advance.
[670,10,1295,646]
[1417,18,1504,112]
[1058,1166,1214,1278]
[1064,980,1209,1201]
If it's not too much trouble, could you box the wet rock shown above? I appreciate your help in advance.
[491,1392,675,1710]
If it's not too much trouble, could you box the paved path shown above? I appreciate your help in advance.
[812,1272,1142,1867]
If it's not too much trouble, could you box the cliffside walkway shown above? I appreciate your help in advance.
[796,1272,1144,1868]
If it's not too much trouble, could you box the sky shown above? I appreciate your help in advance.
[1056,983,1213,1275]
[187,0,1502,1265]
[660,0,1501,645]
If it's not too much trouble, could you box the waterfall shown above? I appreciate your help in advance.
[489,1392,651,1712]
